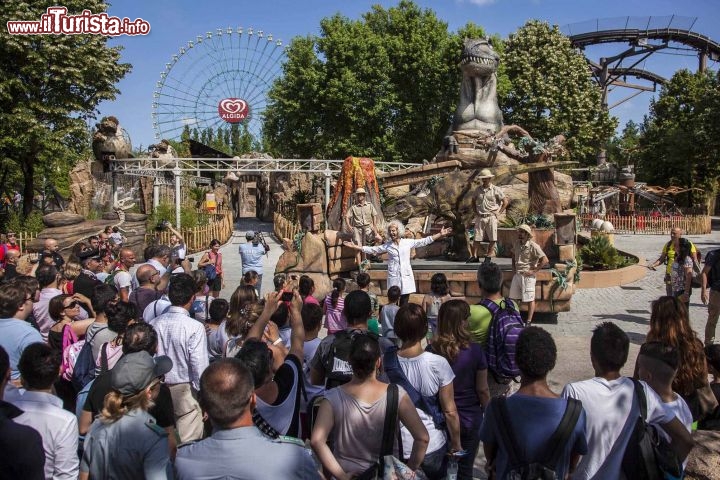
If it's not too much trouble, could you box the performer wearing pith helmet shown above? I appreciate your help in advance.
[468,168,508,262]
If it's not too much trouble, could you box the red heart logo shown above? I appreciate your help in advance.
[218,98,249,123]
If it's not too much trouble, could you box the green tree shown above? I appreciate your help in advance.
[0,1,131,216]
[637,69,720,208]
[501,20,616,164]
[606,120,641,166]
[264,0,484,162]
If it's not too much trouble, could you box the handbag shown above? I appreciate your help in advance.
[686,382,720,423]
[203,252,218,281]
[355,385,427,480]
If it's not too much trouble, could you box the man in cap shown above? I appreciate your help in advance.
[175,359,320,480]
[239,230,268,294]
[80,350,173,479]
[510,224,548,324]
[468,168,508,262]
[345,187,381,266]
[74,247,104,299]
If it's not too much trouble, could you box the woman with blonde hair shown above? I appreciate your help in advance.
[344,220,452,306]
[642,295,716,421]
[80,350,173,479]
[60,261,82,294]
[428,299,490,480]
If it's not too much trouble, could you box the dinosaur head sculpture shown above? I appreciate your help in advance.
[459,38,499,78]
[453,38,503,133]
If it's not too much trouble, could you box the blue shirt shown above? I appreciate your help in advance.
[238,242,265,274]
[174,426,320,480]
[479,395,588,479]
[0,318,43,380]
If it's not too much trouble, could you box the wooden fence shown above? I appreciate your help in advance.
[579,213,711,235]
[147,210,234,254]
[274,212,301,241]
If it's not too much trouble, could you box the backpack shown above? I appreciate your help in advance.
[383,345,446,428]
[323,330,379,389]
[495,396,582,480]
[621,379,682,480]
[706,249,720,290]
[67,327,107,392]
[203,252,218,281]
[104,268,121,286]
[480,298,525,381]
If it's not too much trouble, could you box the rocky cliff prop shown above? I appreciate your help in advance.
[67,161,95,217]
[326,157,386,233]
[28,200,146,259]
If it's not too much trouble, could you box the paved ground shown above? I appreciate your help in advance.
[198,217,720,479]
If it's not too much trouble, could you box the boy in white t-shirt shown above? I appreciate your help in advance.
[637,341,693,466]
[300,303,324,437]
[562,322,694,480]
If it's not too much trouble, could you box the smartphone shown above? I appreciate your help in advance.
[281,291,294,302]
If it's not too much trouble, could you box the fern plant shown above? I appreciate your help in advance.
[579,234,633,270]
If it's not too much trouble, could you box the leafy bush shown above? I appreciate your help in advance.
[579,234,634,270]
[4,210,44,235]
[147,202,209,230]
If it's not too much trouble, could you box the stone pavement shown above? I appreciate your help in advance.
[204,218,719,479]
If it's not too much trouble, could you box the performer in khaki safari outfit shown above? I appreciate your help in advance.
[468,169,508,262]
[510,224,548,324]
[345,188,382,266]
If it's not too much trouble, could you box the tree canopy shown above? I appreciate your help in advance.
[637,69,720,207]
[263,0,487,162]
[0,0,131,216]
[500,20,616,164]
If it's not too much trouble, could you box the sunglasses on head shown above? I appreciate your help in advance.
[64,301,79,309]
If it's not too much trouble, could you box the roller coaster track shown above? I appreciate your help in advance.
[569,28,720,59]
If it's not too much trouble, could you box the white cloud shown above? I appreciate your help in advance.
[466,0,497,6]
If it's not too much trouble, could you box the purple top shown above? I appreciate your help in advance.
[430,342,488,430]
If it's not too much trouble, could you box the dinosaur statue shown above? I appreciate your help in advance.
[453,38,503,133]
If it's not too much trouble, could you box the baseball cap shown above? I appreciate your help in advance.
[355,187,366,194]
[479,168,494,179]
[111,351,173,396]
[245,231,255,239]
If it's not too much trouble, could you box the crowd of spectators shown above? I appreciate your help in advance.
[0,222,717,480]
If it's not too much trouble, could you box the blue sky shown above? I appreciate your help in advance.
[96,0,720,152]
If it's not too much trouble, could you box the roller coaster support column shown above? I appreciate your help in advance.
[324,162,332,210]
[173,162,182,229]
[597,58,609,166]
[153,179,160,211]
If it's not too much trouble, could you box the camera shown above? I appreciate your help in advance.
[155,219,170,232]
[187,257,194,263]
[252,231,271,253]
[281,291,294,302]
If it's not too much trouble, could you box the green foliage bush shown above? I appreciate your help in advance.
[579,234,634,270]
[4,210,44,235]
[147,203,209,230]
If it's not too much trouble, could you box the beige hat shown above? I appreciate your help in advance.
[355,187,366,194]
[517,224,533,236]
[479,168,494,179]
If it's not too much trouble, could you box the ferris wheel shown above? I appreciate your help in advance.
[152,27,286,147]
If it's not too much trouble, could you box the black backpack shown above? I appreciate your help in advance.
[495,396,582,480]
[323,329,378,389]
[621,379,682,480]
[706,249,720,290]
[70,327,107,392]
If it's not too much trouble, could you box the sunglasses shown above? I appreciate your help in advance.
[64,301,79,309]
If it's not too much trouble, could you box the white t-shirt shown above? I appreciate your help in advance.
[654,393,693,468]
[561,377,675,480]
[113,270,133,293]
[302,337,324,410]
[396,351,455,457]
